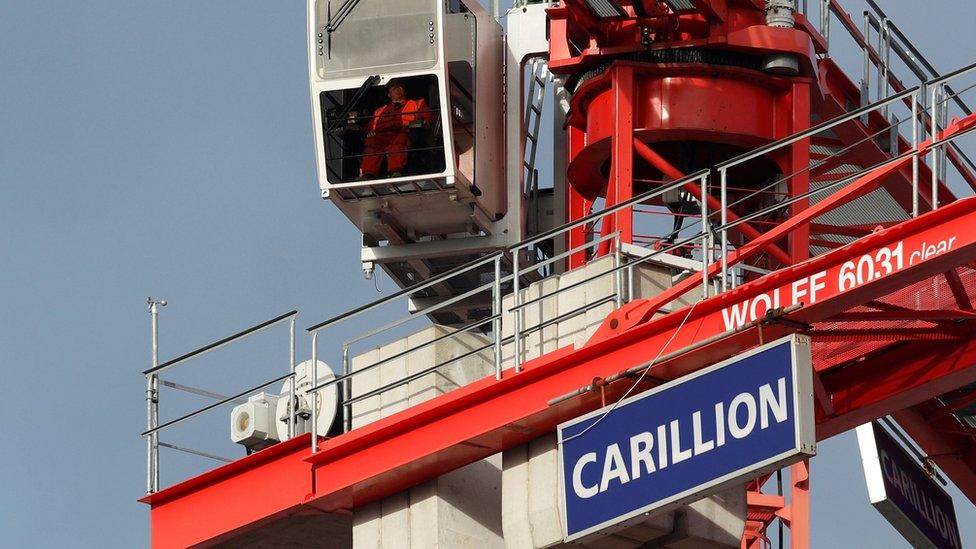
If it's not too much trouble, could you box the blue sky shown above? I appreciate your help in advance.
[1,1,974,547]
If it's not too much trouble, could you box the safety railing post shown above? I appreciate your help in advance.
[288,317,296,439]
[342,343,351,432]
[883,19,891,114]
[719,169,729,293]
[613,234,623,307]
[493,256,503,380]
[879,18,890,118]
[146,298,164,494]
[821,0,827,35]
[628,260,635,303]
[701,172,710,298]
[311,332,319,453]
[861,11,871,124]
[912,90,920,217]
[145,374,156,494]
[822,0,831,50]
[939,84,949,185]
[513,250,522,373]
[932,83,940,210]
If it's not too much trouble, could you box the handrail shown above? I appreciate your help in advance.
[518,169,710,249]
[306,252,503,332]
[144,310,298,376]
[308,136,911,405]
[826,0,976,181]
[142,371,294,437]
[926,60,976,89]
[864,0,972,116]
[145,26,976,494]
[823,0,976,185]
[143,310,298,493]
[306,169,710,333]
[304,73,973,410]
[714,87,918,170]
[306,119,964,420]
[158,441,233,464]
[343,280,501,348]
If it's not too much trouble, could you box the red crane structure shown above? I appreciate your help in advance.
[141,1,976,547]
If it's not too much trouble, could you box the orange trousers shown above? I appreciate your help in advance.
[360,131,409,176]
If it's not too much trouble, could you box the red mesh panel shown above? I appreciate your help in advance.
[811,267,976,371]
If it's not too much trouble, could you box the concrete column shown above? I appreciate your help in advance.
[501,256,745,548]
[349,254,741,548]
[501,438,745,548]
[351,326,503,549]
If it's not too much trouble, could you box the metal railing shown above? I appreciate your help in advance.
[304,168,719,452]
[142,0,976,489]
[142,69,976,488]
[141,308,298,494]
[710,60,976,290]
[296,57,976,453]
[824,0,976,187]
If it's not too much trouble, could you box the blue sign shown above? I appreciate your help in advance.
[558,335,815,541]
[857,422,963,549]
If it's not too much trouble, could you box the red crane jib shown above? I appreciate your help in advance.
[591,114,976,342]
[144,1,976,543]
[142,190,976,548]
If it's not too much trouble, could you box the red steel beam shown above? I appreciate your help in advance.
[598,139,918,339]
[309,196,976,511]
[597,113,976,339]
[946,268,975,311]
[142,436,315,548]
[805,328,963,342]
[826,1,976,192]
[632,138,795,266]
[819,337,976,439]
[894,404,976,506]
[143,196,976,548]
[930,388,976,420]
[830,309,976,322]
[809,223,872,238]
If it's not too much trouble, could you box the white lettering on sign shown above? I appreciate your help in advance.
[572,453,599,499]
[721,271,822,331]
[720,236,959,331]
[908,237,957,267]
[570,378,788,499]
[879,450,962,548]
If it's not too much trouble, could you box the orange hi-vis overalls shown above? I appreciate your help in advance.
[360,98,433,177]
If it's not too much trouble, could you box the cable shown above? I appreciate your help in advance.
[561,298,700,443]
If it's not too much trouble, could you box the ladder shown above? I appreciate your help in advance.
[523,58,551,195]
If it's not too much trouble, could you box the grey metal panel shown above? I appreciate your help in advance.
[315,0,439,80]
[584,0,626,19]
[662,0,696,11]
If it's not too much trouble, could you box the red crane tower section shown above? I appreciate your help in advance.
[142,1,976,547]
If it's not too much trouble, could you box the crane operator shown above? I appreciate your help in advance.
[358,80,434,180]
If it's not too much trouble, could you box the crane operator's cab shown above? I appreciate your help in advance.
[308,0,504,265]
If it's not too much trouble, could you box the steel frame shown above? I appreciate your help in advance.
[143,2,976,547]
[143,191,976,548]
